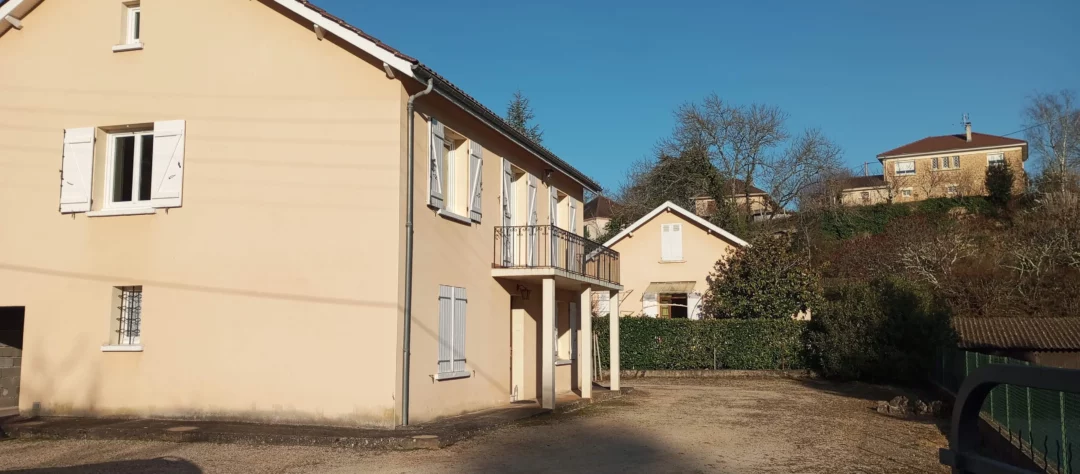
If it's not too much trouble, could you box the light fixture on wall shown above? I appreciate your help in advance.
[543,169,554,181]
[516,284,532,300]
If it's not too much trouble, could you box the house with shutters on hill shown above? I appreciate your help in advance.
[0,0,623,427]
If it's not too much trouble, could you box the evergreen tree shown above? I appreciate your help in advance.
[505,90,544,144]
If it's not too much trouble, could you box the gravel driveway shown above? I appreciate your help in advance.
[0,378,949,473]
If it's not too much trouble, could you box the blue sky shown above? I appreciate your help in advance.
[320,0,1079,192]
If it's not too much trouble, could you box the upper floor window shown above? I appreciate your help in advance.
[113,2,143,52]
[895,161,916,176]
[953,156,960,168]
[126,3,141,44]
[941,156,952,169]
[107,130,154,208]
[661,223,683,262]
[429,119,483,224]
[59,120,186,216]
[987,153,1005,167]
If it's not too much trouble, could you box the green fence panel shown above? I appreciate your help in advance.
[937,349,1080,473]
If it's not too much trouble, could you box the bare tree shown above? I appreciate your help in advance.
[763,128,845,214]
[1024,90,1080,191]
[668,95,788,220]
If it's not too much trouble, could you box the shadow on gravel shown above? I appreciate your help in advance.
[1,457,201,474]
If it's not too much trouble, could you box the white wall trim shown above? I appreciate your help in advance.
[433,370,471,381]
[87,208,157,218]
[112,42,144,52]
[878,144,1027,161]
[101,345,143,352]
[436,209,471,225]
[603,201,749,249]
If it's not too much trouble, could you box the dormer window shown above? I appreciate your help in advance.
[113,2,143,52]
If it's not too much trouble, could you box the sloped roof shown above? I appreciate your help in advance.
[838,175,887,190]
[0,0,601,192]
[878,132,1027,159]
[584,196,616,219]
[954,318,1080,351]
[693,179,768,198]
[603,201,748,249]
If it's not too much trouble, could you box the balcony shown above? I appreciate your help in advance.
[493,225,621,289]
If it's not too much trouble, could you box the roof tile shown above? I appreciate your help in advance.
[953,318,1080,351]
[878,132,1026,159]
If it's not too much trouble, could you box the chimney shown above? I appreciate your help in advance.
[863,162,869,176]
[964,114,972,142]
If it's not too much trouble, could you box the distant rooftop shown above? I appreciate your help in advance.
[954,318,1080,351]
[878,132,1026,159]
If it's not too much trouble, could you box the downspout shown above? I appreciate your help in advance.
[402,76,433,427]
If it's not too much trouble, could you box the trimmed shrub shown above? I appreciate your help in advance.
[702,235,822,320]
[807,277,954,384]
[593,317,809,370]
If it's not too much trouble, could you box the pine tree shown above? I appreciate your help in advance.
[505,90,544,144]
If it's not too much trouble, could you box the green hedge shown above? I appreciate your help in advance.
[592,317,810,370]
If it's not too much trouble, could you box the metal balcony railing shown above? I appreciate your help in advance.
[493,225,620,285]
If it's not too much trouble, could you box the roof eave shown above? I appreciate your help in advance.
[412,66,602,194]
[878,142,1028,161]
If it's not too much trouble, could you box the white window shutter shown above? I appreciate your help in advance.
[437,285,453,374]
[501,158,512,226]
[660,224,671,260]
[688,292,702,320]
[468,141,483,222]
[643,293,659,318]
[452,287,467,373]
[429,119,445,209]
[549,187,558,225]
[59,127,95,214]
[150,120,186,208]
[527,174,538,266]
[569,302,578,359]
[671,224,683,260]
[569,199,577,234]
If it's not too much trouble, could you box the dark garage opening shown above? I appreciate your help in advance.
[0,307,24,411]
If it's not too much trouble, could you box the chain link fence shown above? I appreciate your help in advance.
[934,349,1080,473]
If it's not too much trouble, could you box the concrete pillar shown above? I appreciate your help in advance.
[541,277,556,409]
[579,286,592,399]
[609,289,620,391]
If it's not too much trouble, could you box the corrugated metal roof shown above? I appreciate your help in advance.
[644,281,696,294]
[954,318,1080,351]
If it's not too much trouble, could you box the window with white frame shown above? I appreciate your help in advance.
[947,184,959,197]
[895,161,916,176]
[661,223,683,261]
[109,286,142,347]
[953,156,960,168]
[941,155,951,169]
[987,153,1005,167]
[932,157,939,170]
[125,3,141,44]
[436,285,469,380]
[59,120,186,215]
[106,130,155,208]
[901,187,913,198]
[860,191,870,204]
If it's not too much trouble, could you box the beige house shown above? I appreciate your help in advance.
[598,202,747,319]
[0,0,624,428]
[835,175,890,206]
[879,122,1027,202]
[692,179,778,221]
[583,195,615,239]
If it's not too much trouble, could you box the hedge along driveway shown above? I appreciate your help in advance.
[593,317,810,370]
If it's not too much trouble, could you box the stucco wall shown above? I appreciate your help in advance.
[402,82,588,422]
[840,187,890,206]
[607,211,739,317]
[883,146,1026,202]
[0,0,403,426]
